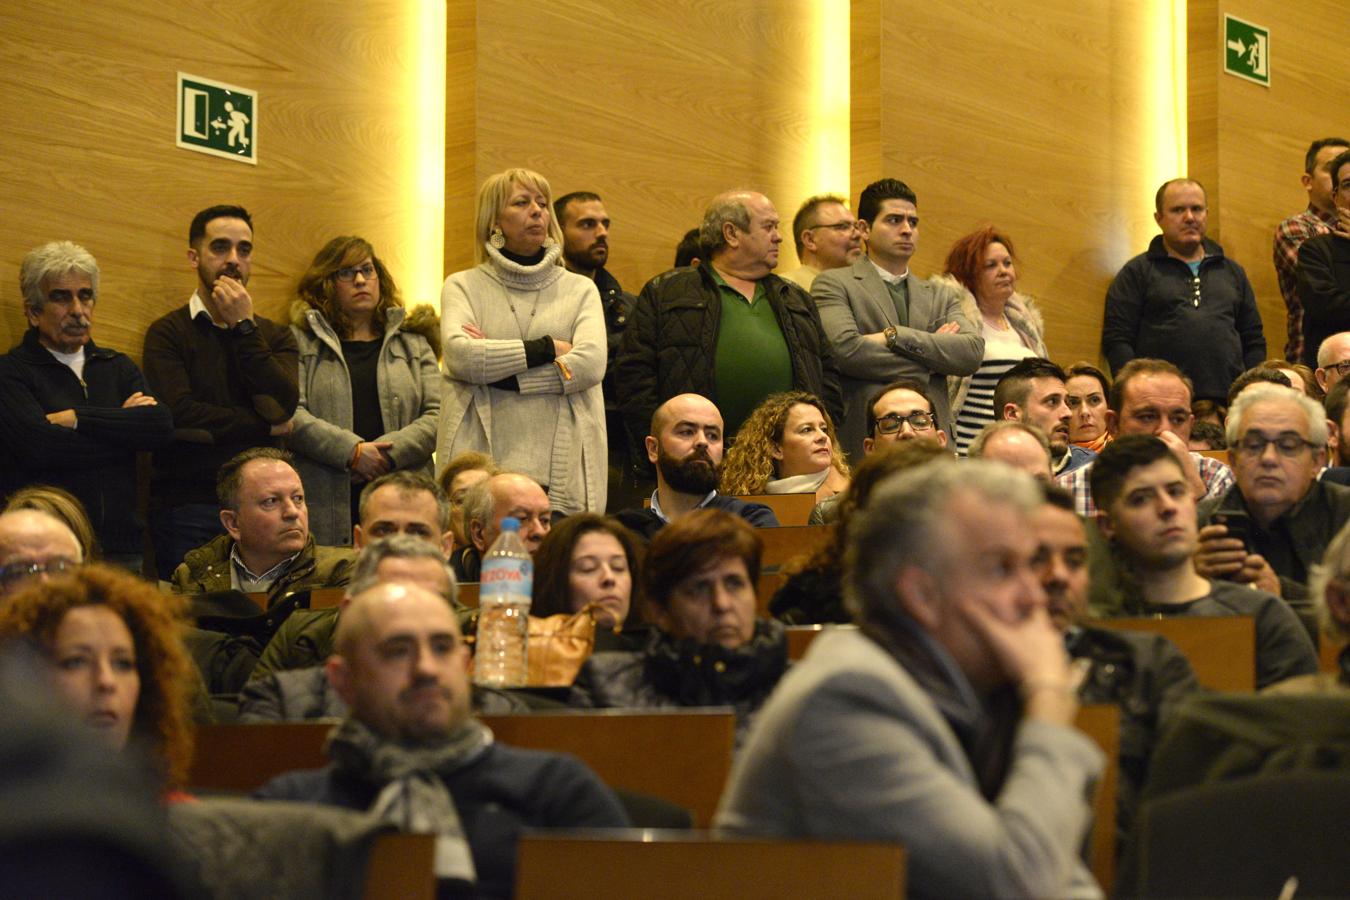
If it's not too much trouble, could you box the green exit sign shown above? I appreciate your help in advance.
[177,72,257,164]
[1224,15,1269,87]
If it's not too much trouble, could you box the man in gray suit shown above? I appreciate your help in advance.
[812,178,982,459]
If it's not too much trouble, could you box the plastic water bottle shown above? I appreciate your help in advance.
[474,517,531,687]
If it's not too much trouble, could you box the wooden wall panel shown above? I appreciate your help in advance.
[1189,0,1350,361]
[468,0,827,292]
[0,1,439,363]
[857,0,1162,368]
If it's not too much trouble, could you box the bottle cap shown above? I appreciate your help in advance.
[499,516,521,532]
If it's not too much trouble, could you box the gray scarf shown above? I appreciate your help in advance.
[327,717,494,885]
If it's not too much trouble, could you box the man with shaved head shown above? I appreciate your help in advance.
[615,189,842,450]
[615,393,779,539]
[257,580,628,897]
[0,508,83,597]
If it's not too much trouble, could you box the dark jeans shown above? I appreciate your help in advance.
[150,504,225,581]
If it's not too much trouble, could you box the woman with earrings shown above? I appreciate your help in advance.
[437,168,608,514]
[289,236,442,546]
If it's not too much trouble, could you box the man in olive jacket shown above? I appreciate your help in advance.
[172,447,352,600]
[614,190,843,449]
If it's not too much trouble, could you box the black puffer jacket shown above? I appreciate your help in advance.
[614,263,843,451]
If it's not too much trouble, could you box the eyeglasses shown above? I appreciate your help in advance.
[1234,432,1318,458]
[334,263,378,283]
[875,411,936,434]
[0,558,79,588]
[1328,360,1350,378]
[808,221,860,234]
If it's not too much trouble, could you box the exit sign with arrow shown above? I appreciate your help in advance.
[1224,14,1269,86]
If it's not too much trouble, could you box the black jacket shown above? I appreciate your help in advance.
[614,263,844,452]
[0,329,173,553]
[1297,231,1350,367]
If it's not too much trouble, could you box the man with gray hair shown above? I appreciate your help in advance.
[717,460,1104,899]
[0,241,172,571]
[615,189,841,446]
[240,534,518,722]
[968,420,1054,483]
[1196,382,1350,606]
[779,193,862,290]
[455,471,551,581]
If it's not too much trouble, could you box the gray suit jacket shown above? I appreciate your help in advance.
[812,258,982,459]
[715,628,1104,900]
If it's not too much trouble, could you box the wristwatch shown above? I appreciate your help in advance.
[883,325,899,351]
[232,318,257,336]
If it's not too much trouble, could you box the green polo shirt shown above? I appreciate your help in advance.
[711,268,794,440]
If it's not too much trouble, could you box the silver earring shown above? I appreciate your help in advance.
[489,227,505,249]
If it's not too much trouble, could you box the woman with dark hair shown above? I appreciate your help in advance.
[437,167,607,515]
[531,514,645,646]
[1065,362,1112,452]
[770,440,951,625]
[720,391,850,503]
[942,226,1047,455]
[0,564,195,799]
[569,509,786,746]
[290,235,442,546]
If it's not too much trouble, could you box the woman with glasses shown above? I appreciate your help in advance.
[942,226,1047,455]
[721,391,850,503]
[437,168,608,515]
[289,236,441,546]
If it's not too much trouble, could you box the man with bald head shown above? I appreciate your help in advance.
[257,580,627,897]
[614,393,779,540]
[615,189,841,448]
[453,472,552,581]
[1314,331,1350,394]
[968,421,1054,483]
[0,508,83,597]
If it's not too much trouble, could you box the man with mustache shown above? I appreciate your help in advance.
[995,358,1093,475]
[1102,178,1265,404]
[615,393,779,540]
[256,580,628,898]
[553,191,644,509]
[0,241,172,572]
[143,205,299,580]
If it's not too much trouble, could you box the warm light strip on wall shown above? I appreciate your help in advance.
[1144,0,1187,186]
[402,0,446,304]
[807,2,850,198]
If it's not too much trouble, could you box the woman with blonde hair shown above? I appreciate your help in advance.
[721,391,850,503]
[3,484,98,562]
[437,168,607,514]
[0,564,195,799]
[289,235,441,546]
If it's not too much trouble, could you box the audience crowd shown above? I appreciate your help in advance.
[5,143,1350,897]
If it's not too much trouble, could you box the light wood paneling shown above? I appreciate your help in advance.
[466,0,830,292]
[0,1,441,363]
[854,0,1166,368]
[1189,0,1350,360]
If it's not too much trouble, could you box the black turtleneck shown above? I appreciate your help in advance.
[500,246,547,267]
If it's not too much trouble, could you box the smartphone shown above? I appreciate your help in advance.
[1213,511,1253,554]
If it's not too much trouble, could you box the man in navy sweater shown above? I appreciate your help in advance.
[0,241,172,571]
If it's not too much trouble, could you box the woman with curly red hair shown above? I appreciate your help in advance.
[0,564,195,799]
[721,391,850,504]
[941,226,1048,455]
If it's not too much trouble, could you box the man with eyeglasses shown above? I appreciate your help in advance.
[143,205,299,581]
[813,178,980,460]
[1313,332,1350,394]
[1092,434,1316,689]
[1195,383,1350,608]
[1298,148,1350,368]
[1102,178,1265,405]
[780,194,863,291]
[0,509,83,597]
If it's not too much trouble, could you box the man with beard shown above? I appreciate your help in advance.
[615,393,779,540]
[994,358,1093,476]
[553,191,644,509]
[143,205,299,579]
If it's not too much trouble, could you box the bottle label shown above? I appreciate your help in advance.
[481,560,532,584]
